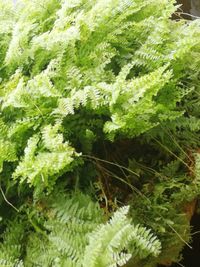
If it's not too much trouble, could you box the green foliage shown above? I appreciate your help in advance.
[13,124,78,189]
[0,218,25,267]
[0,193,161,267]
[0,0,200,266]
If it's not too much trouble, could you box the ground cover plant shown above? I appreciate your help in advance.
[0,0,200,266]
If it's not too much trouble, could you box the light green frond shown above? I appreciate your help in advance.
[13,127,77,188]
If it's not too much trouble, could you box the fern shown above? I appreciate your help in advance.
[0,219,25,267]
[83,206,161,267]
[0,1,200,267]
[13,125,78,189]
[0,192,160,267]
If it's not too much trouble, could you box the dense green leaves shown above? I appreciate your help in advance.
[0,0,200,266]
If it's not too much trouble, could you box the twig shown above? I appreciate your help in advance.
[180,12,200,20]
[152,138,194,174]
[177,262,186,267]
[0,186,19,212]
[82,155,140,177]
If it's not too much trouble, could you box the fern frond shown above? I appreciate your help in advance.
[0,219,25,267]
[13,126,78,188]
[83,206,161,267]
